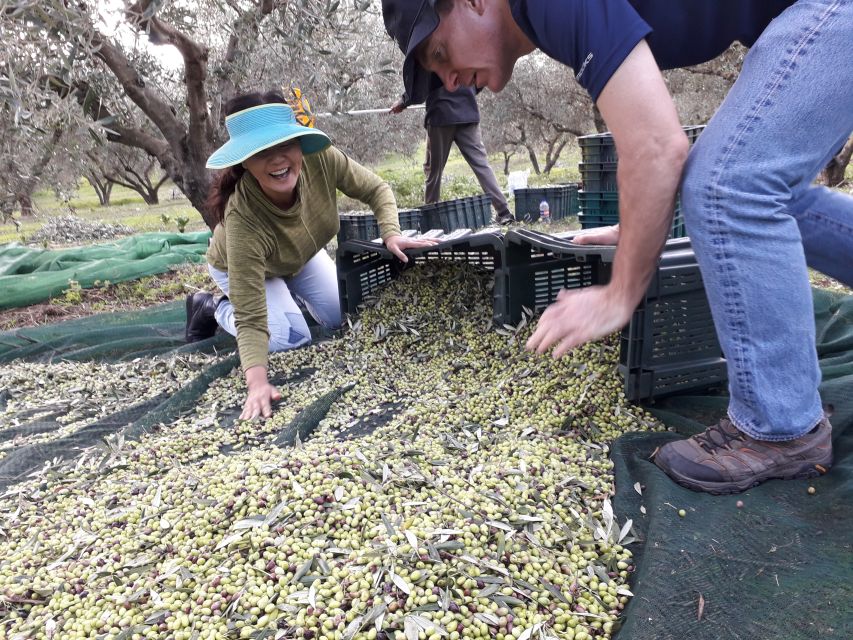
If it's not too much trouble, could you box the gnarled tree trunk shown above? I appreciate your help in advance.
[821,135,853,188]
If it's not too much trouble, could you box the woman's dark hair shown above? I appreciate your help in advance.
[206,91,287,224]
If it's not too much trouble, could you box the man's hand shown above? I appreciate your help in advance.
[384,234,439,263]
[241,366,281,420]
[526,284,635,358]
[571,224,620,246]
[389,97,406,114]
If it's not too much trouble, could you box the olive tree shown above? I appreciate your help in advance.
[0,0,391,229]
[478,53,594,175]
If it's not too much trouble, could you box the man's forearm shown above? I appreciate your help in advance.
[610,138,687,309]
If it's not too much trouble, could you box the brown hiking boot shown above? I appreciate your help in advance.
[653,417,832,495]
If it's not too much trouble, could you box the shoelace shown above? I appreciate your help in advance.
[695,420,746,454]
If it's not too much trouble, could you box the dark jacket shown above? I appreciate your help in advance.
[402,75,480,127]
[424,84,480,127]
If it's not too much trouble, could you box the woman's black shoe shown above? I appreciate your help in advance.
[185,292,220,342]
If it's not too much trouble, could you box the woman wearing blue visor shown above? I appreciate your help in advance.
[187,91,435,420]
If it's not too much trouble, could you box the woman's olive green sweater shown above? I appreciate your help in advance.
[207,145,400,371]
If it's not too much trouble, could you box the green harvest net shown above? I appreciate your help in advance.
[611,288,853,640]
[0,270,849,639]
[0,231,212,309]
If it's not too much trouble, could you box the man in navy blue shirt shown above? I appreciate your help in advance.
[390,82,514,224]
[383,0,851,495]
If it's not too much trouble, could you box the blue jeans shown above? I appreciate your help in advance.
[681,0,853,441]
[208,250,342,352]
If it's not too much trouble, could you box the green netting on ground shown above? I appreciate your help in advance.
[611,288,853,639]
[0,299,234,363]
[0,231,212,309]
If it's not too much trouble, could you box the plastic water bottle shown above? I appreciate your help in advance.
[539,200,551,224]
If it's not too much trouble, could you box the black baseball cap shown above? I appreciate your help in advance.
[382,0,441,104]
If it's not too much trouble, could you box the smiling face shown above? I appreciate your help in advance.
[416,0,528,94]
[242,139,303,209]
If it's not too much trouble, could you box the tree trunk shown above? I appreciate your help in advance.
[821,135,853,187]
[86,173,113,206]
[15,192,34,217]
[543,136,569,174]
[141,188,159,205]
[502,151,513,175]
[108,162,169,207]
[526,146,541,175]
[592,105,607,134]
[13,126,64,218]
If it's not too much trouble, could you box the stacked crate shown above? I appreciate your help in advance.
[418,194,493,233]
[514,183,581,222]
[337,208,422,244]
[577,125,705,237]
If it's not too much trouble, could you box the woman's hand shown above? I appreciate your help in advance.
[241,366,281,420]
[571,224,620,246]
[384,234,439,263]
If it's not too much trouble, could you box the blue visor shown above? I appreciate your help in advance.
[206,103,331,169]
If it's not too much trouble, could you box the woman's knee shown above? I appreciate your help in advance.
[268,313,311,352]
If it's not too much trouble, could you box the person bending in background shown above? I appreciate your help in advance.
[185,91,435,420]
[382,0,851,495]
[390,81,514,224]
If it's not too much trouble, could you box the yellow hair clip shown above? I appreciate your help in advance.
[286,87,316,129]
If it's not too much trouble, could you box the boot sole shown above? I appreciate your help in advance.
[665,456,833,496]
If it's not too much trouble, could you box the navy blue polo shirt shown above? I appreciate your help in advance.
[509,0,796,101]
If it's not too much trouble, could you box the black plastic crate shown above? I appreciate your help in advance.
[579,162,618,193]
[514,184,580,221]
[419,194,492,232]
[338,209,424,244]
[398,208,421,231]
[621,358,728,402]
[337,242,401,313]
[579,124,707,165]
[338,214,380,243]
[563,184,581,219]
[495,231,725,401]
[578,132,619,164]
[619,242,720,369]
[579,191,620,217]
[578,213,620,230]
[579,192,687,238]
[580,214,688,240]
[494,229,615,326]
[618,239,726,400]
[683,124,706,145]
[337,230,505,314]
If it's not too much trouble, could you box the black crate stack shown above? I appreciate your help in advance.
[513,183,581,222]
[418,194,493,233]
[338,208,423,244]
[577,125,706,237]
